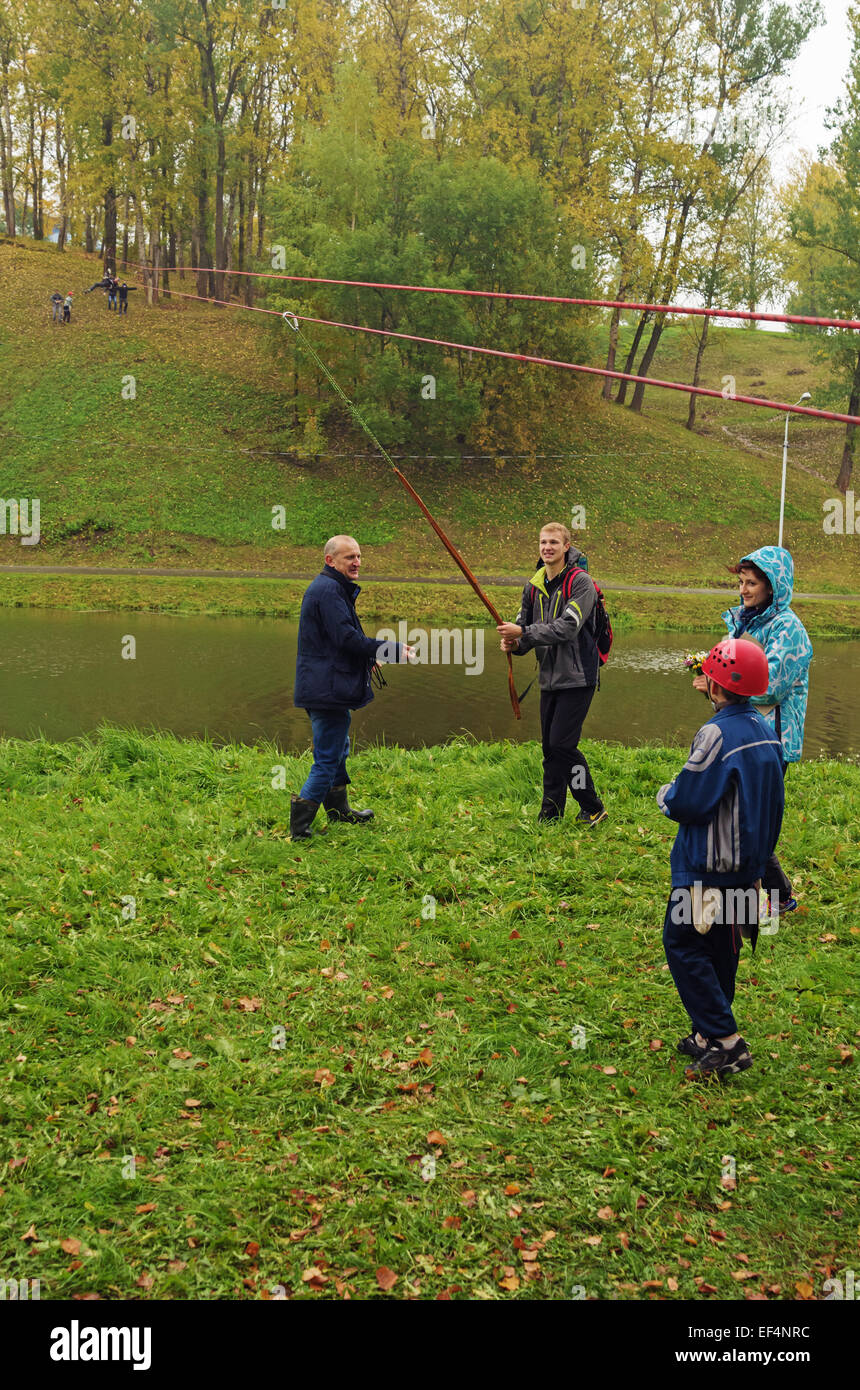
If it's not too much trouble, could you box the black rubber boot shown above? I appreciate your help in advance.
[323,784,374,824]
[290,794,319,840]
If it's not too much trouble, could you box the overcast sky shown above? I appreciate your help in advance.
[772,0,854,183]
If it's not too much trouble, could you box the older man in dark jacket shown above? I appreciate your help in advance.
[291,534,412,840]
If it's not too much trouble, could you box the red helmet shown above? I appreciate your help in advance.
[701,637,768,696]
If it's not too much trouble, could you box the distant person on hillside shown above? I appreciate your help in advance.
[291,535,414,840]
[659,637,784,1081]
[62,292,73,324]
[691,546,812,915]
[50,291,63,323]
[108,275,119,310]
[85,273,113,297]
[118,281,137,314]
[498,522,607,825]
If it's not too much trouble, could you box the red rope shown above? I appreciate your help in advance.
[121,259,860,333]
[151,282,860,426]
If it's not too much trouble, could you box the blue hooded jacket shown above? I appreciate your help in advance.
[657,703,785,887]
[721,546,813,763]
[294,567,390,712]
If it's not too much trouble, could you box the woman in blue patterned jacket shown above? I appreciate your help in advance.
[693,545,812,914]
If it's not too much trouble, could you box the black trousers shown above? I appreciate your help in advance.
[539,685,602,817]
[761,761,791,901]
[662,891,746,1039]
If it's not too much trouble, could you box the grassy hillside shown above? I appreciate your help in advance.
[1,238,858,602]
[1,732,857,1301]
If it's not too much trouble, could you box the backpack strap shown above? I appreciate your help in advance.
[562,565,584,600]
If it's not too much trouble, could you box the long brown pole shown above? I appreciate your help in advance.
[283,313,521,719]
[392,467,521,719]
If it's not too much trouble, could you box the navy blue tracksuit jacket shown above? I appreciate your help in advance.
[657,703,785,887]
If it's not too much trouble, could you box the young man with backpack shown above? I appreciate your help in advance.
[50,291,63,322]
[498,522,610,825]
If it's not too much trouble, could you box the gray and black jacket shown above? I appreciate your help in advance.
[512,549,599,690]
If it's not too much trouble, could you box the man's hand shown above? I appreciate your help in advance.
[499,636,519,652]
[692,674,708,693]
[401,644,416,661]
[497,622,522,641]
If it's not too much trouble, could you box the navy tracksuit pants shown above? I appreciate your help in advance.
[662,889,754,1038]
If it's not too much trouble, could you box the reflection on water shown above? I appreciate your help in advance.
[0,609,856,759]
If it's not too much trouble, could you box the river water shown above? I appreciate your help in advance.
[0,609,856,758]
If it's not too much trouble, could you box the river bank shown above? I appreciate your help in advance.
[0,571,857,637]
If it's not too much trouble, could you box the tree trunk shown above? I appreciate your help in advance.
[0,77,14,236]
[256,168,267,259]
[615,311,651,405]
[602,303,622,401]
[102,114,117,272]
[85,211,94,253]
[836,345,860,492]
[214,131,226,300]
[686,316,711,431]
[122,194,130,271]
[244,153,256,305]
[629,318,667,413]
[35,107,47,238]
[55,115,68,250]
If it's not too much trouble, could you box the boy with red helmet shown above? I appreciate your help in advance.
[657,638,785,1080]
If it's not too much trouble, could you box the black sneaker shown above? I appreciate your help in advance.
[686,1036,753,1081]
[575,809,608,828]
[676,1033,708,1060]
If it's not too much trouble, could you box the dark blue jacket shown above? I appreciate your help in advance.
[656,703,785,887]
[294,567,388,712]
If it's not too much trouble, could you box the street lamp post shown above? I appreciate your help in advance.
[779,392,812,548]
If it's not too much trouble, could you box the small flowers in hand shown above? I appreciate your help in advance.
[683,651,710,676]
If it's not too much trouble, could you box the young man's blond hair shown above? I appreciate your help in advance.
[540,522,571,547]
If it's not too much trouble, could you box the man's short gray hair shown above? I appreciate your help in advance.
[323,534,358,562]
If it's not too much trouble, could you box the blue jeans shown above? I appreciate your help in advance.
[300,710,352,802]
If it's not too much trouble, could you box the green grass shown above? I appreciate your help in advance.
[1,239,858,598]
[0,573,854,638]
[1,731,857,1300]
